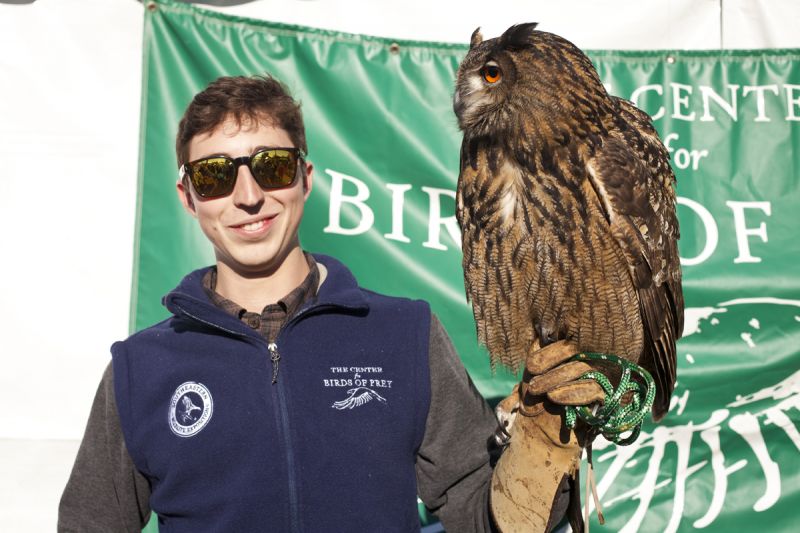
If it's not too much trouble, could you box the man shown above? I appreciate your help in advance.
[59,75,498,532]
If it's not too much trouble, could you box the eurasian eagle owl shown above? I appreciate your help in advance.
[454,23,683,419]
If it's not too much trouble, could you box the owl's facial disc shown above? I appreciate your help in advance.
[453,44,515,132]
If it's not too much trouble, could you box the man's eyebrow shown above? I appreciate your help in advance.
[189,152,231,162]
[251,145,294,151]
[191,145,294,161]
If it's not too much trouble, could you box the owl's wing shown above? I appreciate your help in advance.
[589,98,684,419]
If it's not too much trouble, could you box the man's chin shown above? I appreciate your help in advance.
[216,249,295,279]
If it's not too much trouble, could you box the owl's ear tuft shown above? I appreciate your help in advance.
[470,27,483,49]
[500,22,539,50]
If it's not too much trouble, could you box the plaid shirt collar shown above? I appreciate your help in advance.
[201,254,320,341]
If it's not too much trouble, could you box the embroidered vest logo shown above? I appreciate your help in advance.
[169,381,213,437]
[325,366,393,410]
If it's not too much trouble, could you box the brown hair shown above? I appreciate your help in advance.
[175,75,307,166]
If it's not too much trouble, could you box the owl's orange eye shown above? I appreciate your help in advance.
[481,64,502,84]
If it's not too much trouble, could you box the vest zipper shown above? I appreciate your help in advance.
[268,342,281,384]
[271,340,300,532]
[266,304,334,384]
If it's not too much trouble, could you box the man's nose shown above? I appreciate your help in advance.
[232,165,264,208]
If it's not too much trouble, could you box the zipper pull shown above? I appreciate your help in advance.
[268,342,281,384]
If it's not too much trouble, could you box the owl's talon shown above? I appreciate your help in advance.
[494,391,520,446]
[494,419,513,447]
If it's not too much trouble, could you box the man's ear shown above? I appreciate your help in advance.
[302,161,314,201]
[176,179,197,217]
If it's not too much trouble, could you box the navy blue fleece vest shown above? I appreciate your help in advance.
[112,255,432,532]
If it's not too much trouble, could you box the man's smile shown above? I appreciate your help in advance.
[229,214,278,236]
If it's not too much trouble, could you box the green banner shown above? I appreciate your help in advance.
[135,1,800,530]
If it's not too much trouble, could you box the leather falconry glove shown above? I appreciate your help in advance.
[490,340,605,533]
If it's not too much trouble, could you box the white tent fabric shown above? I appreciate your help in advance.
[0,0,797,529]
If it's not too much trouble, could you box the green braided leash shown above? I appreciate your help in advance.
[564,352,656,446]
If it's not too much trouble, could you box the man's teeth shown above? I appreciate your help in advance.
[241,220,266,231]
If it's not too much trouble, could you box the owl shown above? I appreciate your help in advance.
[454,23,683,420]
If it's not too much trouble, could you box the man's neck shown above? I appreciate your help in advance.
[214,248,311,312]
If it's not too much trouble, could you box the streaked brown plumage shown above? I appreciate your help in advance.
[454,23,683,420]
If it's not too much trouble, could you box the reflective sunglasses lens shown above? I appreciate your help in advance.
[189,157,236,198]
[251,149,298,188]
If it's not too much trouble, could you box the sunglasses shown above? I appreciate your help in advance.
[180,147,305,199]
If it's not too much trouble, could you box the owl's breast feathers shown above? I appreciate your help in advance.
[457,98,682,420]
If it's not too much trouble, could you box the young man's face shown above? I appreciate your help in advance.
[177,117,313,277]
